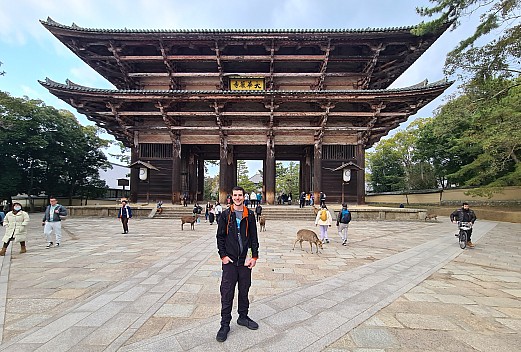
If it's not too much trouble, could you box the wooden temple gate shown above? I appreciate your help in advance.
[40,18,451,204]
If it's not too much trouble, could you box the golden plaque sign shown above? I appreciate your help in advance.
[229,77,265,91]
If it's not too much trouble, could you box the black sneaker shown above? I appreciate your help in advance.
[325,239,330,244]
[237,316,259,330]
[56,243,60,247]
[216,325,230,342]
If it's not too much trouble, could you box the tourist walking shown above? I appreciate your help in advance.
[215,202,223,225]
[250,191,257,207]
[216,186,260,342]
[255,203,263,222]
[1,202,30,255]
[336,203,352,246]
[315,204,332,243]
[42,197,68,248]
[118,199,132,234]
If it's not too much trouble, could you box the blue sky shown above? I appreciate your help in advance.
[1,0,481,176]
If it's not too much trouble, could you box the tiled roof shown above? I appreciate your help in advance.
[41,17,419,35]
[40,78,451,95]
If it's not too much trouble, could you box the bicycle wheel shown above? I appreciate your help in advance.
[459,230,467,249]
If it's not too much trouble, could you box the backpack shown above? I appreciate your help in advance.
[340,209,351,223]
[320,209,327,221]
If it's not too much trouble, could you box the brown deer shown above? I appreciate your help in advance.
[259,216,266,231]
[293,229,323,254]
[181,214,198,230]
[425,213,438,221]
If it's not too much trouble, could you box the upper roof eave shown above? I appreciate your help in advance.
[40,17,449,37]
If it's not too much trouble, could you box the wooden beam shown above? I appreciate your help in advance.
[127,72,362,78]
[314,40,331,90]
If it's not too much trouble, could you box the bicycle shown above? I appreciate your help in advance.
[456,221,472,249]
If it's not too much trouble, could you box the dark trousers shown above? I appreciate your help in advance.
[121,217,129,232]
[467,228,473,242]
[220,263,252,326]
[256,214,261,222]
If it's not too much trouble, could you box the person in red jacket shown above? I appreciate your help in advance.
[215,186,259,342]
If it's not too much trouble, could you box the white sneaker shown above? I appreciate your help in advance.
[342,240,347,246]
[45,242,53,249]
[56,243,60,248]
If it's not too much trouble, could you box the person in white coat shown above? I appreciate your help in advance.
[1,202,30,255]
[314,204,332,243]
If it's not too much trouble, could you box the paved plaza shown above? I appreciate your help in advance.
[0,212,519,351]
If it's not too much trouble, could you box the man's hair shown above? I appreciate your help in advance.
[50,196,57,201]
[342,203,347,208]
[232,186,245,196]
[462,202,469,206]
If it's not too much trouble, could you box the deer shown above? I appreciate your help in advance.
[181,214,199,230]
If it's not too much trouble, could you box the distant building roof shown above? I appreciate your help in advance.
[249,173,262,184]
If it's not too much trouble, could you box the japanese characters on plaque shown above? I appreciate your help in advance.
[229,77,265,91]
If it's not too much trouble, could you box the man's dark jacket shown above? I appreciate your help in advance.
[216,205,259,266]
[450,208,477,223]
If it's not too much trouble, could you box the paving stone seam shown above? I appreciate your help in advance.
[103,237,216,352]
[0,246,13,344]
[0,234,216,350]
[120,222,496,351]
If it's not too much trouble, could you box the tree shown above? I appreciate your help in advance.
[108,141,131,165]
[0,91,109,206]
[367,139,406,192]
[236,160,255,192]
[415,1,521,83]
[275,161,299,196]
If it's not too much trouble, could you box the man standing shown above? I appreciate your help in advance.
[42,197,68,248]
[450,202,477,247]
[336,203,351,246]
[216,186,259,342]
[118,200,132,234]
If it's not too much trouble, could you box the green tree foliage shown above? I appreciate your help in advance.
[0,91,110,205]
[367,138,407,192]
[414,0,521,82]
[275,161,299,196]
[204,174,219,201]
[369,77,521,196]
[446,78,521,194]
[236,160,255,192]
[108,141,131,165]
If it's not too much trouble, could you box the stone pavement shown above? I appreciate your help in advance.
[0,213,519,351]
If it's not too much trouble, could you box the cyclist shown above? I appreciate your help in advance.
[450,202,477,248]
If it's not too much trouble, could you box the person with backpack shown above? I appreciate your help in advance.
[215,186,260,342]
[314,203,332,243]
[336,203,352,246]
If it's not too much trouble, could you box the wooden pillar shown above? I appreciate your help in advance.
[265,135,276,204]
[197,157,205,201]
[303,147,312,194]
[356,143,366,205]
[188,149,197,203]
[171,133,181,204]
[219,136,234,203]
[313,133,323,204]
[130,143,139,203]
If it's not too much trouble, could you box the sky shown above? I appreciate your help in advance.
[0,0,482,176]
